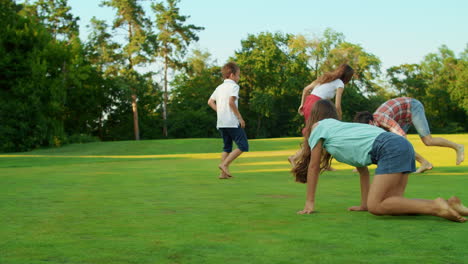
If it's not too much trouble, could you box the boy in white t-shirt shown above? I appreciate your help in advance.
[208,62,249,179]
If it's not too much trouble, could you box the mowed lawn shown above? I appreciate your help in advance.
[0,135,467,264]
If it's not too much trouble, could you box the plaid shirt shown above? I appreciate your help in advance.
[373,97,412,136]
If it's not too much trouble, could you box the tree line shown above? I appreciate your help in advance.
[0,0,466,152]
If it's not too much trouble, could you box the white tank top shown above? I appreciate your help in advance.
[311,79,344,99]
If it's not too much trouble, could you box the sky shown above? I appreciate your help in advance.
[66,0,468,71]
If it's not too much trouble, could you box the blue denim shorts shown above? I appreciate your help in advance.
[370,132,416,175]
[409,99,431,137]
[219,127,249,152]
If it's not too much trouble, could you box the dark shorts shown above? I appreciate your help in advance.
[219,126,249,152]
[370,132,416,175]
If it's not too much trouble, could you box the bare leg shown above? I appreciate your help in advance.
[367,173,466,222]
[414,152,433,173]
[421,135,464,165]
[218,152,230,179]
[219,149,243,177]
[456,145,464,165]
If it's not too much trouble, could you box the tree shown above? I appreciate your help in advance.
[151,0,204,137]
[81,18,124,139]
[450,45,468,114]
[387,64,427,98]
[169,49,220,137]
[101,0,151,140]
[23,0,79,41]
[235,32,310,137]
[419,45,467,132]
[1,0,68,151]
[85,17,122,76]
[289,28,345,78]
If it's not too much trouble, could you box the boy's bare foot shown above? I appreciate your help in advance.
[218,171,232,179]
[434,198,466,222]
[415,162,433,173]
[325,166,336,171]
[218,174,230,179]
[448,196,468,216]
[288,155,295,166]
[456,144,464,165]
[218,164,232,177]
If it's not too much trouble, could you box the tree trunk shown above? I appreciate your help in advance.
[163,52,168,137]
[256,115,262,138]
[132,93,140,140]
[128,23,140,140]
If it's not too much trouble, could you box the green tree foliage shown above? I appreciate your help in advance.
[289,28,345,78]
[22,0,79,41]
[420,45,466,132]
[101,73,163,141]
[234,32,310,137]
[85,18,122,76]
[0,0,68,151]
[63,37,108,138]
[169,49,220,138]
[454,46,468,113]
[387,64,427,98]
[151,0,204,137]
[101,0,152,140]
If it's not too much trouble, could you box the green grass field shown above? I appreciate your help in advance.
[1,135,467,264]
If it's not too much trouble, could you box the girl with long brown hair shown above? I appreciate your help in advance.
[291,100,468,222]
[298,64,354,122]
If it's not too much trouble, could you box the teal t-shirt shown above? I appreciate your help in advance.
[308,119,386,167]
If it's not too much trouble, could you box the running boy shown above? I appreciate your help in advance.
[208,62,249,179]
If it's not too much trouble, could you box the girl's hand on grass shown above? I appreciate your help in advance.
[348,205,367,211]
[298,201,315,214]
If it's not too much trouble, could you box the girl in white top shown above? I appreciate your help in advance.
[298,64,354,122]
[290,64,355,168]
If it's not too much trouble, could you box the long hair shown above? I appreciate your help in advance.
[316,64,354,86]
[292,99,338,183]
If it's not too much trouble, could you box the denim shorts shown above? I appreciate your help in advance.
[409,99,431,137]
[370,132,416,175]
[219,126,249,152]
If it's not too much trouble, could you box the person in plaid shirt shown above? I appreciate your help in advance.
[354,97,464,173]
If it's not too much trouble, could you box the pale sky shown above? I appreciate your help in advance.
[66,0,468,71]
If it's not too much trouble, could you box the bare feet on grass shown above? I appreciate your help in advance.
[218,172,230,179]
[456,144,464,165]
[325,166,336,171]
[448,196,468,216]
[218,164,232,178]
[434,198,466,223]
[415,162,433,173]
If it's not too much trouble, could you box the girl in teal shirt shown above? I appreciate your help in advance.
[291,99,468,222]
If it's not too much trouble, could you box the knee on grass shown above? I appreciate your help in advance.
[367,203,385,216]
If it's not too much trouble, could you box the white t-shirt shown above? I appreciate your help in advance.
[209,79,240,128]
[311,79,344,99]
